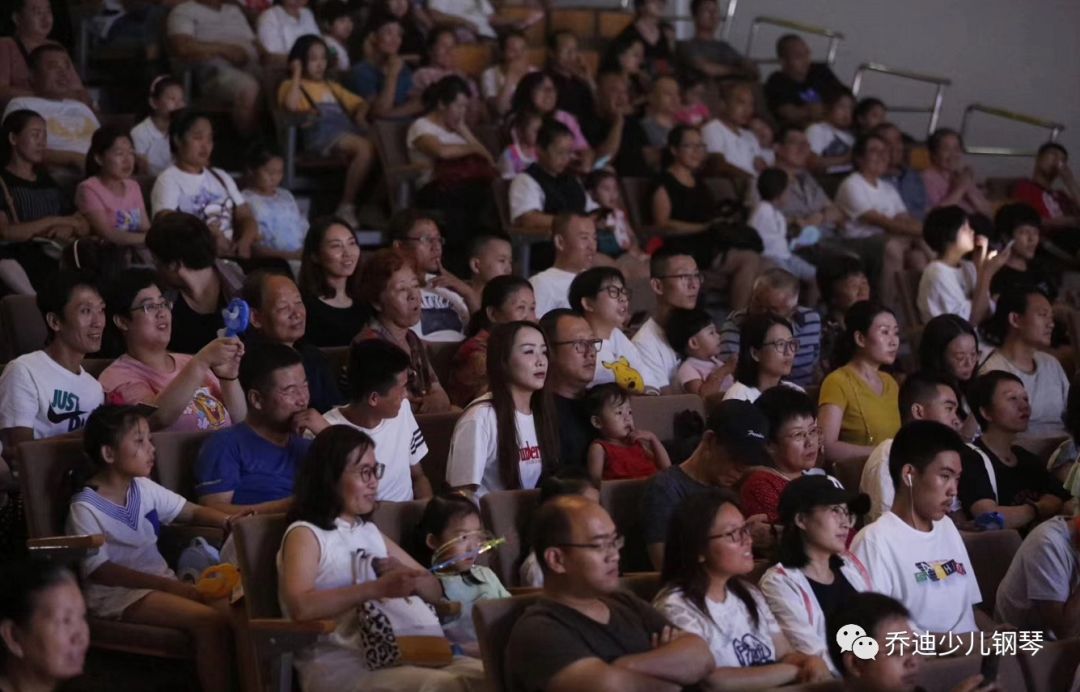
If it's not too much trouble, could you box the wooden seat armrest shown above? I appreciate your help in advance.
[508,586,541,596]
[27,534,105,561]
[246,618,336,636]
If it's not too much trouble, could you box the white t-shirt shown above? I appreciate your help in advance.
[0,350,104,439]
[446,395,543,498]
[413,276,469,343]
[591,328,664,390]
[167,0,256,49]
[256,5,319,56]
[323,402,427,502]
[806,122,854,157]
[151,166,246,239]
[701,119,763,176]
[978,350,1070,442]
[529,267,576,319]
[406,117,469,187]
[861,438,972,521]
[748,200,791,260]
[130,117,172,176]
[3,97,99,154]
[322,35,350,71]
[66,477,187,617]
[428,0,496,38]
[994,516,1079,635]
[508,172,598,222]
[917,260,979,322]
[850,511,981,634]
[633,317,680,388]
[654,585,781,668]
[835,172,908,239]
[723,380,803,403]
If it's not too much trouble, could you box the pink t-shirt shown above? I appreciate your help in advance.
[75,177,147,232]
[554,109,590,152]
[99,353,232,433]
[921,166,990,215]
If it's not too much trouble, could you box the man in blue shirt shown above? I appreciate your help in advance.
[195,342,324,513]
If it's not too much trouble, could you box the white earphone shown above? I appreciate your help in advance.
[904,473,913,488]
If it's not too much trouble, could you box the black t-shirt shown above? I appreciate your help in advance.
[168,291,224,355]
[549,70,595,125]
[615,23,675,77]
[505,592,671,692]
[555,394,594,468]
[640,465,711,545]
[302,296,368,348]
[764,63,844,117]
[990,265,1057,302]
[807,567,857,624]
[959,439,1070,516]
[297,340,344,413]
[0,167,68,222]
[582,114,653,178]
[654,170,717,224]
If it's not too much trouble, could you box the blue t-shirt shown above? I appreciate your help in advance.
[194,423,312,504]
[343,61,414,108]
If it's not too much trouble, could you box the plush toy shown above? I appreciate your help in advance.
[602,356,645,393]
[195,563,241,600]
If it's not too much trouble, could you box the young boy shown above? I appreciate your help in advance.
[806,87,855,173]
[990,202,1053,300]
[317,0,353,71]
[666,307,734,398]
[321,339,434,502]
[701,80,767,178]
[467,233,513,296]
[750,168,818,297]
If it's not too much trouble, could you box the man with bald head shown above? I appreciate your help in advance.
[542,309,599,466]
[505,496,714,692]
[243,269,342,412]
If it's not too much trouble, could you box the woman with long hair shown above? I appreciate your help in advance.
[278,425,484,691]
[509,72,593,167]
[724,313,803,403]
[654,490,831,688]
[918,313,980,440]
[298,216,365,347]
[447,275,536,407]
[446,321,559,498]
[818,301,901,464]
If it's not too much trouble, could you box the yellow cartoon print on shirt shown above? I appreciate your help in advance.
[602,357,645,393]
[189,387,229,430]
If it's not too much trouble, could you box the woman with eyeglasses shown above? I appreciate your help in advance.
[739,387,824,524]
[569,266,664,393]
[918,314,980,441]
[724,313,804,403]
[760,475,873,676]
[818,301,901,464]
[278,425,485,691]
[446,321,560,499]
[652,124,761,311]
[97,268,245,433]
[654,489,833,688]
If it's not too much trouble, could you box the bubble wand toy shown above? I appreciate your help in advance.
[222,298,251,338]
[428,532,506,575]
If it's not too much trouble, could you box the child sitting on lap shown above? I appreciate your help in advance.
[667,307,736,399]
[585,383,671,484]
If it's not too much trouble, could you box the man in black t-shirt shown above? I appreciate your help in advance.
[540,310,598,467]
[505,497,713,692]
[582,71,654,178]
[764,34,844,127]
[990,202,1058,301]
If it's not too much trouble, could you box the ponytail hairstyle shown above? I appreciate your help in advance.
[469,274,533,335]
[832,301,894,367]
[85,125,133,178]
[0,109,44,167]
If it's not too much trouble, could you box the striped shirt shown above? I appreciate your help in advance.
[0,168,67,223]
[718,307,822,387]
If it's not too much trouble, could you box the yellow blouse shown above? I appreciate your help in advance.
[818,364,901,447]
[276,79,365,116]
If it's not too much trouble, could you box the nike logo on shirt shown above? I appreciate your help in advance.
[47,406,86,424]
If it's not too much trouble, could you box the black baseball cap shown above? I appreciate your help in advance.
[705,399,771,468]
[777,474,871,524]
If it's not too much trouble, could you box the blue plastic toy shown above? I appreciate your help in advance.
[222,298,250,338]
[974,511,1004,531]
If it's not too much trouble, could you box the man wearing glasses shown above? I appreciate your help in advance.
[718,268,822,388]
[541,309,600,467]
[505,496,714,692]
[633,249,703,389]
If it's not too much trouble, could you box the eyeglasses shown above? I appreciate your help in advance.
[405,235,443,247]
[708,523,753,544]
[823,505,853,521]
[784,427,820,445]
[356,462,386,483]
[557,534,625,555]
[601,285,633,300]
[657,272,704,286]
[131,299,174,316]
[552,338,602,355]
[762,338,800,355]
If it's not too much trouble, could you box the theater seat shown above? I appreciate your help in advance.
[1017,637,1080,692]
[480,489,540,586]
[371,499,429,551]
[833,456,867,492]
[599,478,652,573]
[630,394,704,442]
[0,294,46,362]
[960,529,1022,615]
[916,650,1025,692]
[618,572,661,602]
[474,595,540,692]
[416,411,462,493]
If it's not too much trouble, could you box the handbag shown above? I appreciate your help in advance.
[432,154,497,191]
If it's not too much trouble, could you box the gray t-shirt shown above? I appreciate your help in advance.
[778,170,832,221]
[641,465,711,546]
[677,38,746,71]
[994,517,1079,636]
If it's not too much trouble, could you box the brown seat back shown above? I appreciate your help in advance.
[473,594,540,692]
[151,430,215,499]
[627,275,657,319]
[233,513,290,620]
[630,394,704,442]
[18,437,86,537]
[618,572,661,602]
[370,499,429,552]
[597,10,633,38]
[833,456,867,493]
[618,176,652,230]
[0,295,46,361]
[599,478,652,573]
[416,411,461,492]
[425,340,460,392]
[895,269,923,330]
[916,651,1025,692]
[1017,637,1080,692]
[479,489,540,586]
[452,44,494,78]
[960,529,1022,614]
[82,358,113,378]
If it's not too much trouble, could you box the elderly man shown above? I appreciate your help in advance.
[243,269,342,412]
[632,250,702,388]
[717,268,822,387]
[505,496,714,692]
[541,309,599,467]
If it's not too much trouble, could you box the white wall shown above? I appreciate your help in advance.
[690,0,1080,178]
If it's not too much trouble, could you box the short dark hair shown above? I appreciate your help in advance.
[967,370,1024,429]
[532,496,585,575]
[103,267,159,320]
[346,339,411,403]
[982,285,1049,344]
[756,167,788,203]
[288,34,328,70]
[85,125,132,178]
[83,404,147,471]
[690,0,716,17]
[852,133,886,161]
[145,212,217,269]
[417,492,482,564]
[1037,141,1067,159]
[0,558,77,662]
[918,314,977,387]
[734,312,793,387]
[167,108,211,155]
[27,43,67,73]
[922,205,969,255]
[316,0,349,24]
[388,208,437,243]
[815,255,866,308]
[37,270,99,341]
[898,371,953,424]
[827,593,910,674]
[467,232,512,261]
[238,341,303,394]
[775,124,806,145]
[927,127,962,156]
[241,267,294,312]
[244,141,281,172]
[538,307,578,340]
[421,74,470,113]
[539,467,600,503]
[568,266,624,313]
[666,307,714,357]
[537,116,573,150]
[994,202,1041,240]
[583,382,629,422]
[497,28,525,53]
[755,386,816,444]
[0,109,44,166]
[854,97,885,124]
[288,426,376,530]
[649,247,694,279]
[887,420,966,488]
[475,274,532,332]
[775,34,803,59]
